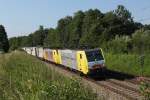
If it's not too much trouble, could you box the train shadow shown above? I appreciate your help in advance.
[41,58,135,81]
[89,69,135,81]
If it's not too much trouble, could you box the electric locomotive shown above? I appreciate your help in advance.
[23,47,105,75]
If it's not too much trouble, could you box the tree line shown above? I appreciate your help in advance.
[0,25,9,52]
[8,5,150,54]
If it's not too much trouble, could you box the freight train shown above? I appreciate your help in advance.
[23,47,106,75]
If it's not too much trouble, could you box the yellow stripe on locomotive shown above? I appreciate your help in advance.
[52,50,61,64]
[77,51,88,74]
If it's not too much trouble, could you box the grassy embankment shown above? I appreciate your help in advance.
[0,51,97,100]
[105,53,150,77]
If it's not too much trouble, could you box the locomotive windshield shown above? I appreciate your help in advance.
[85,49,104,62]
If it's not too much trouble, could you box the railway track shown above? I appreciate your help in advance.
[125,77,150,85]
[97,80,143,100]
[107,79,140,93]
[143,77,150,83]
[79,75,144,100]
[40,58,145,100]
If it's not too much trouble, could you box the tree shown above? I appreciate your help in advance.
[0,25,9,52]
[102,11,122,39]
[144,24,150,30]
[68,11,85,48]
[32,26,48,46]
[9,5,145,53]
[57,16,72,48]
[9,37,19,50]
[114,5,138,35]
[80,9,104,48]
[114,5,133,22]
[44,28,61,48]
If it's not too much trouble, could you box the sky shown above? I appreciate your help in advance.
[0,0,150,38]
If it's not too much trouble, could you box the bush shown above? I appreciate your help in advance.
[105,35,131,53]
[132,29,150,54]
[140,82,150,100]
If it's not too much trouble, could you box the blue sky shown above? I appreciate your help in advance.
[0,0,150,38]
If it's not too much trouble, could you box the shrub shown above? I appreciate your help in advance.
[132,29,150,54]
[139,82,150,100]
[106,35,131,53]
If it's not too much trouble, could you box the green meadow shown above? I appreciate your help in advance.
[105,53,150,77]
[0,51,97,100]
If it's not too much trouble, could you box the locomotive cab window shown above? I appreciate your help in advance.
[85,50,104,62]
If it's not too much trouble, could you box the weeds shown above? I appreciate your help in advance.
[0,51,97,100]
[139,82,150,100]
[105,53,150,77]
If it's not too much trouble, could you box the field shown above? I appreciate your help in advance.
[0,51,97,100]
[105,53,150,77]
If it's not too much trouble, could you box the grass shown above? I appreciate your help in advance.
[105,52,150,77]
[0,51,97,100]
